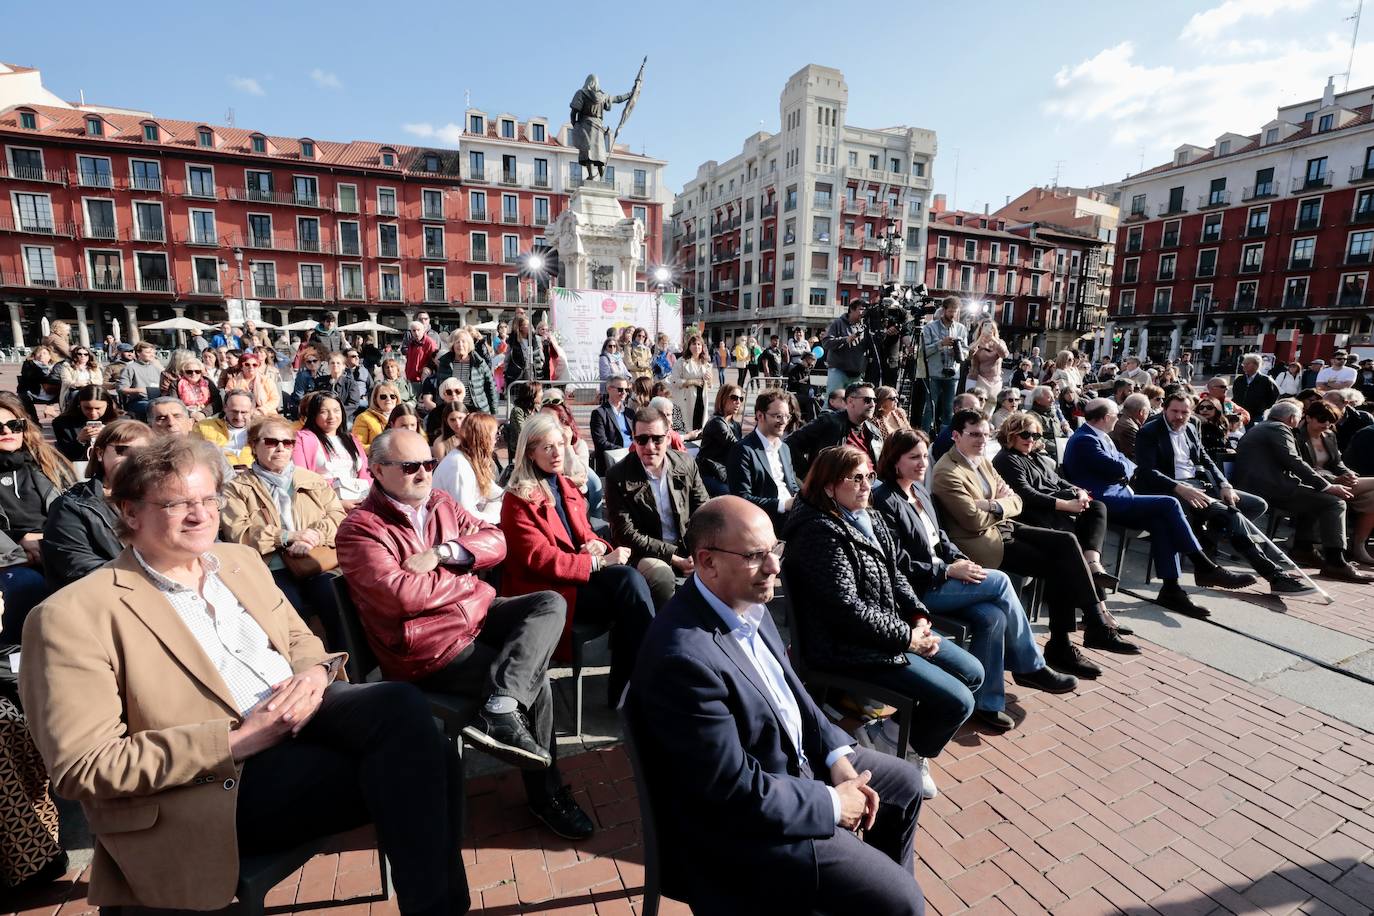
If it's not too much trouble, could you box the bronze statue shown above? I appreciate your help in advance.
[569,59,645,181]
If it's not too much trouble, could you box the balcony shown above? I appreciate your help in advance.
[139,278,173,293]
[226,187,328,208]
[185,232,218,247]
[1242,184,1276,201]
[1292,174,1332,192]
[813,232,830,244]
[810,269,831,280]
[1121,208,1148,223]
[1197,190,1231,210]
[503,252,521,264]
[1282,293,1308,309]
[130,174,163,192]
[246,235,275,251]
[1350,164,1374,184]
[193,278,220,295]
[1161,230,1180,248]
[339,240,361,257]
[379,244,399,259]
[183,186,218,201]
[1238,259,1263,275]
[425,288,448,303]
[1120,269,1139,285]
[781,269,795,281]
[630,182,649,199]
[469,208,489,223]
[1295,214,1322,231]
[783,233,795,245]
[1244,222,1269,238]
[252,283,278,299]
[1200,228,1223,244]
[468,168,488,183]
[1157,201,1188,217]
[422,208,446,222]
[1157,270,1176,282]
[1,162,66,184]
[1346,250,1373,266]
[742,242,753,254]
[423,247,446,261]
[1351,204,1374,225]
[335,198,360,214]
[501,212,520,225]
[1196,262,1217,279]
[500,171,519,186]
[89,275,126,292]
[77,171,114,189]
[469,250,490,263]
[300,285,326,301]
[11,273,83,290]
[86,224,119,241]
[376,202,398,217]
[532,175,550,189]
[761,203,776,218]
[134,227,166,243]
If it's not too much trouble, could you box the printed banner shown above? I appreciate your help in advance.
[549,287,683,382]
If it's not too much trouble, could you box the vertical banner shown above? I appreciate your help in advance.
[549,287,683,381]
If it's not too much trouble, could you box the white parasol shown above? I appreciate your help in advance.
[140,316,217,332]
[338,320,402,333]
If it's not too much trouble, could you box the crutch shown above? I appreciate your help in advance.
[1234,509,1335,605]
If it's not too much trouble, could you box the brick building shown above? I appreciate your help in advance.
[0,63,666,347]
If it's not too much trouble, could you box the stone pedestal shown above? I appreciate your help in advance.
[548,182,644,291]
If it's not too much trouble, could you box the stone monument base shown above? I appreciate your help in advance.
[549,182,644,291]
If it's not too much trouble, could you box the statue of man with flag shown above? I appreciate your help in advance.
[568,57,646,182]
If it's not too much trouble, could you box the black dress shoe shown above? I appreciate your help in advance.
[1083,625,1141,655]
[1193,566,1258,590]
[1013,667,1078,694]
[1043,639,1102,679]
[462,709,552,770]
[530,786,595,840]
[1155,587,1211,619]
[1268,573,1316,595]
[973,708,1015,731]
[1319,563,1374,584]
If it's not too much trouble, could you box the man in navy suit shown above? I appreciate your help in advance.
[589,374,636,474]
[727,389,800,533]
[1064,398,1255,619]
[1135,392,1310,595]
[626,497,925,916]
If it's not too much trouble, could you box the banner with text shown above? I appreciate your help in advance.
[549,287,683,382]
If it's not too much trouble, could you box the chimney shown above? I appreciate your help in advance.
[1322,75,1336,108]
[932,193,947,213]
[984,202,990,216]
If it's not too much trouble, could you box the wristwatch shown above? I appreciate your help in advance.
[435,542,454,562]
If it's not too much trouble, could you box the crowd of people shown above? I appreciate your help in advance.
[3,299,1373,916]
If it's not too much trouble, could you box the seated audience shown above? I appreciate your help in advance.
[988,388,1022,432]
[1118,355,1152,387]
[1135,393,1309,594]
[540,394,602,517]
[930,392,985,465]
[874,385,910,440]
[192,390,256,469]
[435,328,497,414]
[220,349,280,416]
[18,345,60,421]
[505,380,543,457]
[1194,396,1234,466]
[291,393,371,509]
[1010,358,1036,392]
[500,414,655,710]
[1296,399,1374,567]
[1056,385,1085,430]
[1063,398,1257,619]
[1028,385,1071,461]
[696,384,745,496]
[590,374,636,474]
[628,495,927,916]
[147,396,195,438]
[606,406,710,609]
[351,382,401,449]
[385,402,422,436]
[433,411,504,524]
[876,429,1076,735]
[648,396,689,450]
[116,342,164,419]
[1327,389,1373,452]
[337,429,594,839]
[287,348,323,417]
[429,402,468,460]
[932,409,1136,678]
[172,356,221,421]
[727,389,800,533]
[785,445,982,793]
[1349,420,1374,477]
[21,437,467,914]
[56,343,100,409]
[1110,392,1150,460]
[1141,383,1166,414]
[42,419,151,589]
[314,351,366,421]
[221,417,345,625]
[377,357,415,406]
[1110,378,1136,406]
[1206,376,1250,425]
[51,385,119,462]
[786,382,883,479]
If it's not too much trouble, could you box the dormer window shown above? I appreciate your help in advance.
[424,153,441,172]
[531,123,546,142]
[300,140,315,159]
[251,134,266,153]
[469,114,484,134]
[143,123,159,142]
[501,119,515,139]
[87,117,103,137]
[197,127,213,148]
[1318,113,1334,132]
[19,111,36,130]
[381,150,395,166]
[1218,140,1230,155]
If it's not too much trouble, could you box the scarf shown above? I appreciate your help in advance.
[251,462,297,534]
[840,506,877,545]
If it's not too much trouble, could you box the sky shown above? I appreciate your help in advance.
[5,0,1372,214]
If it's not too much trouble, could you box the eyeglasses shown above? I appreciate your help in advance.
[633,433,667,446]
[959,431,989,439]
[258,437,296,448]
[0,419,27,434]
[1015,431,1045,441]
[764,412,791,423]
[378,458,438,474]
[842,472,877,486]
[143,495,226,516]
[704,541,785,567]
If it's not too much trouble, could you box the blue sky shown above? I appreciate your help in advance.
[6,0,1371,212]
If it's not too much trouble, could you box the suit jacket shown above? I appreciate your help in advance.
[784,409,883,480]
[727,428,799,522]
[589,401,637,474]
[930,449,1023,567]
[1110,414,1141,460]
[1133,414,1228,495]
[990,448,1079,529]
[19,544,344,909]
[1232,371,1280,421]
[870,480,967,595]
[605,450,709,564]
[1296,424,1354,479]
[625,577,854,913]
[1062,424,1135,499]
[1231,420,1330,499]
[1336,407,1374,453]
[1347,423,1374,477]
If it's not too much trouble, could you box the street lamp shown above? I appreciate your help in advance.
[650,266,676,341]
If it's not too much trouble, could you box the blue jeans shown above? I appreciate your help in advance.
[826,368,862,397]
[858,641,982,758]
[1099,492,1202,580]
[920,570,1043,713]
[926,377,958,433]
[0,564,50,643]
[584,468,605,518]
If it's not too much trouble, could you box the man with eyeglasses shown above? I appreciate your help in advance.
[728,389,800,533]
[626,496,927,915]
[337,430,596,839]
[589,374,636,475]
[192,391,255,469]
[605,407,710,609]
[785,382,883,480]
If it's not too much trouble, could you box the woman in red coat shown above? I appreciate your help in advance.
[500,413,655,705]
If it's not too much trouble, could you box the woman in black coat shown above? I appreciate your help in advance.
[50,385,120,462]
[991,411,1115,587]
[695,384,744,496]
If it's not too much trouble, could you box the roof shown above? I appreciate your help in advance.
[0,62,37,75]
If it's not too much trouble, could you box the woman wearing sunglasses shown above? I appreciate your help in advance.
[222,417,346,626]
[222,350,281,416]
[992,411,1116,586]
[598,336,628,394]
[41,419,151,589]
[57,346,101,409]
[51,385,119,462]
[351,383,402,450]
[695,383,744,496]
[377,358,414,407]
[292,394,371,509]
[989,388,1023,433]
[176,358,220,421]
[539,392,602,517]
[783,445,983,798]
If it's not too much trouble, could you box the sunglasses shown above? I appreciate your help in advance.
[544,398,564,406]
[1015,431,1045,441]
[240,361,260,367]
[0,419,28,434]
[633,433,667,446]
[184,370,203,376]
[305,358,319,363]
[258,436,296,449]
[842,472,876,485]
[380,458,438,474]
[852,396,876,404]
[727,394,744,401]
[610,386,630,392]
[376,393,398,401]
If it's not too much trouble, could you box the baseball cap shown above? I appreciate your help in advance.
[116,342,135,353]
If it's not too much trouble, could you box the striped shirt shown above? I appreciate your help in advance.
[132,548,295,716]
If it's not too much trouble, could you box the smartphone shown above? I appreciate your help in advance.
[85,420,103,429]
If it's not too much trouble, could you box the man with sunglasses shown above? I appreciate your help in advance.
[785,382,883,480]
[589,374,636,475]
[626,496,927,915]
[605,407,710,609]
[337,430,596,838]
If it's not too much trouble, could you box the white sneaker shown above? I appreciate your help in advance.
[866,720,939,798]
[913,755,938,800]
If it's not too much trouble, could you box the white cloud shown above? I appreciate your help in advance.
[310,68,342,90]
[228,75,265,97]
[402,121,464,145]
[1181,0,1317,42]
[1045,35,1372,155]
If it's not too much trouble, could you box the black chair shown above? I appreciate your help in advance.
[927,613,971,650]
[1109,525,1154,590]
[569,618,612,738]
[617,695,689,916]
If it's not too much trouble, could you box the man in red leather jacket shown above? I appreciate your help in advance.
[337,428,594,839]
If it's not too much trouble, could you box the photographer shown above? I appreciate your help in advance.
[822,300,871,395]
[921,296,970,435]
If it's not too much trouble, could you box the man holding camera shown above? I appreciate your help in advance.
[823,300,872,397]
[920,297,969,434]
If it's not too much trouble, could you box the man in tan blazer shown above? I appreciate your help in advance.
[931,409,1136,680]
[20,437,467,914]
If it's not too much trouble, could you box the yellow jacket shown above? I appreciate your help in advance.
[351,408,387,450]
[191,418,253,468]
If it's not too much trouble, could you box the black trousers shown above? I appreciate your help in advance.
[271,567,343,649]
[907,378,929,434]
[1037,500,1109,555]
[417,592,566,804]
[575,564,656,704]
[692,385,706,430]
[999,524,1100,637]
[237,681,468,916]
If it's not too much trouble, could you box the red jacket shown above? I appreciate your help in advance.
[404,333,437,383]
[336,485,505,681]
[499,474,609,656]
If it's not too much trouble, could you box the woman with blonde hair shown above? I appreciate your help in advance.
[670,333,715,430]
[351,382,401,449]
[966,320,1008,395]
[57,344,100,408]
[1050,349,1082,392]
[874,385,910,439]
[378,357,414,405]
[433,411,503,524]
[989,388,1023,431]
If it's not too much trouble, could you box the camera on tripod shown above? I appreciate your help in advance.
[875,282,939,326]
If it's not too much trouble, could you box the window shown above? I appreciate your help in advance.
[1247,206,1269,236]
[964,239,977,260]
[247,213,272,248]
[424,153,441,173]
[248,134,265,153]
[934,263,948,289]
[1162,220,1180,247]
[633,168,647,196]
[1265,127,1280,144]
[1130,194,1146,217]
[136,252,169,291]
[1153,288,1173,313]
[1218,140,1231,155]
[377,150,393,167]
[380,268,402,301]
[131,159,161,191]
[246,170,273,201]
[296,217,320,252]
[77,155,112,188]
[1124,227,1142,253]
[190,210,216,245]
[531,123,545,142]
[1338,273,1367,305]
[469,114,484,134]
[470,190,487,220]
[378,224,399,258]
[293,175,318,206]
[197,127,213,147]
[1318,113,1334,132]
[1201,214,1222,243]
[1290,238,1315,269]
[8,147,43,180]
[1166,186,1185,214]
[1348,230,1374,264]
[1121,258,1139,283]
[813,216,831,243]
[502,235,520,263]
[504,274,521,302]
[1235,280,1257,308]
[377,187,396,216]
[1252,167,1274,198]
[1284,277,1309,308]
[633,205,647,226]
[501,154,517,183]
[426,267,447,303]
[1207,177,1226,206]
[86,117,103,137]
[1031,274,1042,296]
[1197,249,1217,278]
[533,158,549,187]
[19,111,36,130]
[500,119,515,139]
[339,264,364,300]
[22,245,56,285]
[813,182,832,209]
[469,151,485,180]
[1358,189,1374,220]
[423,189,444,220]
[299,264,324,299]
[959,265,973,291]
[187,166,215,198]
[784,185,797,211]
[1297,197,1322,230]
[533,197,550,226]
[1192,285,1212,310]
[470,232,489,261]
[337,183,358,213]
[134,202,164,241]
[90,251,123,291]
[424,226,445,259]
[338,221,360,256]
[1158,253,1176,281]
[502,194,519,223]
[1241,243,1264,273]
[1363,146,1374,179]
[1118,290,1136,314]
[251,261,277,297]
[300,140,314,159]
[1305,156,1328,187]
[84,200,116,239]
[471,273,490,302]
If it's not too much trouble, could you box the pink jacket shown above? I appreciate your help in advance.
[292,428,372,481]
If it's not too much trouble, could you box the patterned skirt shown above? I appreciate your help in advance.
[0,696,63,888]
